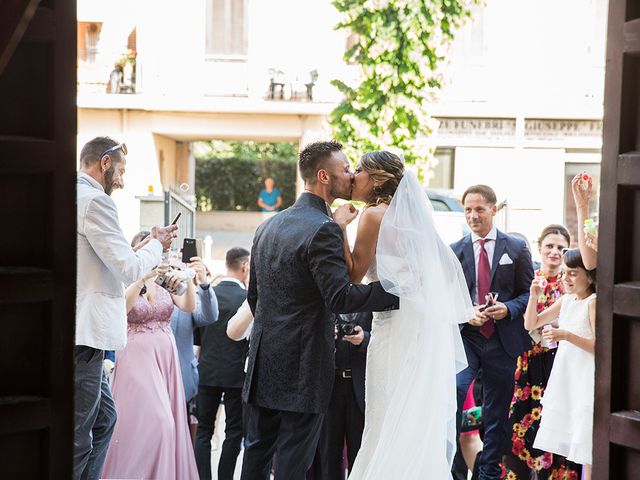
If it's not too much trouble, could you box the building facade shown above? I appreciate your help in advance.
[77,0,607,247]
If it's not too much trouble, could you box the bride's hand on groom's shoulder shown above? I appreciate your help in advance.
[332,203,358,230]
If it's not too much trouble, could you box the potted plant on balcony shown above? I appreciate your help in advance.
[115,48,136,94]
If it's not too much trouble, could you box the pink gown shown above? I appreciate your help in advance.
[102,286,199,479]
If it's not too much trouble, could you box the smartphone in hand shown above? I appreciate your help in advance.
[170,211,182,225]
[181,238,198,263]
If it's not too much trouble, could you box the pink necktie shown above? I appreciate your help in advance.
[477,239,495,338]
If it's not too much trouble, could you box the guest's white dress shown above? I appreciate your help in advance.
[533,293,596,465]
[348,172,474,479]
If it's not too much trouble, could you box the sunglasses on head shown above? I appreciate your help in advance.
[99,143,128,161]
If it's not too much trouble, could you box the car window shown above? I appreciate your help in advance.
[430,199,450,212]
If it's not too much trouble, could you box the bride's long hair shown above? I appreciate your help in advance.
[360,151,405,207]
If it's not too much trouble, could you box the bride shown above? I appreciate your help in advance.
[333,151,474,479]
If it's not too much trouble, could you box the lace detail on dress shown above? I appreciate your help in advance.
[127,286,174,334]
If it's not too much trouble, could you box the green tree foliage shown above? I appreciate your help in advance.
[195,141,297,212]
[330,0,477,173]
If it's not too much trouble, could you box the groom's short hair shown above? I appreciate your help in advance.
[298,140,343,184]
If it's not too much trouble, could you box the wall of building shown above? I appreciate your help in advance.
[77,106,327,239]
[76,0,608,248]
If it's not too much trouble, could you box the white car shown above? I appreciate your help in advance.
[426,189,470,245]
[347,190,469,248]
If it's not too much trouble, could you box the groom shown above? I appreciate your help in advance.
[451,184,533,480]
[241,140,399,480]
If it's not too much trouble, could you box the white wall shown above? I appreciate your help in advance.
[443,0,607,111]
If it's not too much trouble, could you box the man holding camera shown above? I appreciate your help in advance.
[314,312,372,480]
[450,185,533,480]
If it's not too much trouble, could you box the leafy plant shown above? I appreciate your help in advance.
[194,141,297,212]
[330,0,477,175]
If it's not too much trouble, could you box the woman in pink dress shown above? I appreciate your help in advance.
[102,234,199,479]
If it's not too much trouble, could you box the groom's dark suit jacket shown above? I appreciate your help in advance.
[451,229,533,358]
[243,192,399,414]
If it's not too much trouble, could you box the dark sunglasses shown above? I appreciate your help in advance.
[99,143,128,160]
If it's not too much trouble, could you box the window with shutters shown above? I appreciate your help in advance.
[205,0,247,57]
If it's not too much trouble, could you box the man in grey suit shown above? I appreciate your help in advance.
[75,137,177,480]
[241,141,400,480]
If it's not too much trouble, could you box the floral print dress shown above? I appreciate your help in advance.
[501,270,582,480]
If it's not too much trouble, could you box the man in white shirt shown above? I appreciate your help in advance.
[74,137,177,480]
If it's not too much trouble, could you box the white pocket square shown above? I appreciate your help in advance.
[498,253,513,265]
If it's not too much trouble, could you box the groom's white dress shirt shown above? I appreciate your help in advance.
[76,171,163,350]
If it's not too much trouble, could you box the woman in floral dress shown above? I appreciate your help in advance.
[501,225,581,480]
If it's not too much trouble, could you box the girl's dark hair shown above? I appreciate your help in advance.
[537,224,570,248]
[359,151,404,207]
[563,248,596,293]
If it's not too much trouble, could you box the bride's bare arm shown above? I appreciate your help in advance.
[346,205,387,284]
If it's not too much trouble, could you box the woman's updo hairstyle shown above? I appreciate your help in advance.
[537,224,570,248]
[359,151,405,207]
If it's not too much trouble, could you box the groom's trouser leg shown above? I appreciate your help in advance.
[323,382,345,480]
[452,330,481,480]
[344,384,365,474]
[274,410,324,480]
[241,403,279,480]
[477,333,517,480]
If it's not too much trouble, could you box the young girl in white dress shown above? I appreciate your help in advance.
[523,248,596,480]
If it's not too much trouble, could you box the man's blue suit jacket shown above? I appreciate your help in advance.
[451,230,534,358]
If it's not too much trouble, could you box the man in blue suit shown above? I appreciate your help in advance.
[451,185,533,480]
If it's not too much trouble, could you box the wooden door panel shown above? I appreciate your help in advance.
[595,0,640,477]
[0,0,75,477]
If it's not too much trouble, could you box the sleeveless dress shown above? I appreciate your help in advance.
[349,172,471,479]
[101,286,199,479]
[350,260,403,471]
[533,293,596,466]
[349,257,463,478]
[502,270,582,478]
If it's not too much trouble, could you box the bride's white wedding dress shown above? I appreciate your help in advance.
[348,171,474,479]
